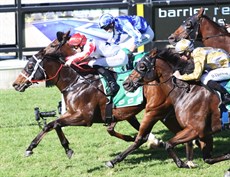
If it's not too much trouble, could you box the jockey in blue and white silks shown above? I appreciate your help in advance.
[99,13,154,52]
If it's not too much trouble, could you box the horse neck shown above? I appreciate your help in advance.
[156,59,175,94]
[200,17,225,40]
[199,17,230,52]
[156,59,186,102]
[44,61,80,92]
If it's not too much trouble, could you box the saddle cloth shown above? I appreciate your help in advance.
[100,52,147,108]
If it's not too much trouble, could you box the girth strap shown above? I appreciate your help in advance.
[104,100,114,126]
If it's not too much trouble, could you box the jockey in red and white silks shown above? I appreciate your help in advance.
[65,33,128,68]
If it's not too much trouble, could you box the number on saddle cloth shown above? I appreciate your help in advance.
[99,52,146,108]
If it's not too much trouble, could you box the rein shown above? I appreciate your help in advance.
[20,55,64,84]
[134,56,190,95]
[143,76,172,86]
[32,64,63,83]
[188,16,229,42]
[61,65,107,96]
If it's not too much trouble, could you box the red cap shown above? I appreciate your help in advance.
[68,33,87,47]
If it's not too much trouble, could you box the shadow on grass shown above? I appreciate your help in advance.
[105,129,230,166]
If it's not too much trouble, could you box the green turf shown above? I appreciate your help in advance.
[0,87,229,177]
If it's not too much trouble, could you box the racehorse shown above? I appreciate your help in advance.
[12,31,195,166]
[168,7,230,53]
[120,48,230,168]
[12,30,157,158]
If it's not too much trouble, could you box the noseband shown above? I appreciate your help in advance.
[179,14,201,42]
[19,55,47,83]
[135,55,155,78]
[181,14,228,42]
[129,55,156,88]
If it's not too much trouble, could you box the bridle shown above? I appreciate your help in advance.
[131,55,171,88]
[19,36,68,85]
[131,54,190,93]
[180,14,228,42]
[178,14,201,42]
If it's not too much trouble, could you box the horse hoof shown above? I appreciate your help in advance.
[186,161,198,168]
[105,161,114,168]
[25,150,33,157]
[66,149,74,159]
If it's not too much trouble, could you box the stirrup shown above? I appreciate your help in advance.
[107,82,119,96]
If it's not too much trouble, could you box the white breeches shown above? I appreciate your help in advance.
[88,49,128,68]
[201,67,230,84]
[119,26,154,49]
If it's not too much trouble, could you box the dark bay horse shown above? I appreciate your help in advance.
[121,48,230,168]
[168,7,230,53]
[12,31,159,158]
[12,31,195,166]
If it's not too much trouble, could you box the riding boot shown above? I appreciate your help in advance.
[207,80,230,105]
[93,65,120,96]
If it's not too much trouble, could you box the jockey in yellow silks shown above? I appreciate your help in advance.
[173,39,230,104]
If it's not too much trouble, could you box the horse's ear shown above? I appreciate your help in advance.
[198,7,204,18]
[66,30,71,40]
[149,47,158,58]
[57,31,64,42]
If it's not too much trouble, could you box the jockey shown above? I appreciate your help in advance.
[98,13,154,53]
[65,33,129,96]
[173,39,230,104]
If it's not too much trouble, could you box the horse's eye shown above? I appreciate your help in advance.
[138,63,147,72]
[26,62,34,72]
[186,21,192,29]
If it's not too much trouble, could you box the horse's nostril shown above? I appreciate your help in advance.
[168,35,174,39]
[168,35,175,41]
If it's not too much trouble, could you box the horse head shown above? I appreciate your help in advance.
[168,7,204,45]
[12,31,75,92]
[123,48,158,92]
[123,47,189,93]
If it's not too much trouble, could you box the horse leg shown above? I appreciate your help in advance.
[54,123,74,159]
[25,120,57,156]
[107,116,162,146]
[127,116,162,147]
[200,135,230,164]
[165,127,198,168]
[105,117,157,168]
[105,134,149,168]
[184,141,198,168]
[107,122,136,142]
[26,112,88,157]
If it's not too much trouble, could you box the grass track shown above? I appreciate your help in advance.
[0,87,229,177]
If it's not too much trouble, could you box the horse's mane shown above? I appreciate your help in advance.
[202,15,229,34]
[151,48,194,74]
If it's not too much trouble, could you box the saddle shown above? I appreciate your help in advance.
[70,52,147,125]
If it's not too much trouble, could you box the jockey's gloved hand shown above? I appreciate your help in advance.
[65,57,74,66]
[123,48,134,70]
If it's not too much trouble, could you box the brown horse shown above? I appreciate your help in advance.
[12,31,195,166]
[168,7,230,53]
[120,48,230,168]
[12,31,159,158]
